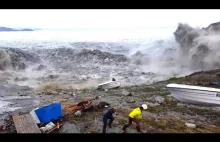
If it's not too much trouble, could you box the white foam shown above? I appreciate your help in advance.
[1,96,31,100]
[0,100,21,115]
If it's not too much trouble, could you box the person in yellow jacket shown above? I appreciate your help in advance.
[122,104,147,133]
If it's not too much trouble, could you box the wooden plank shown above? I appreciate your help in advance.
[12,114,41,133]
[45,123,63,133]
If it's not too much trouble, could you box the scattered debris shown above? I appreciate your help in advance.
[8,102,65,133]
[75,110,82,117]
[11,113,41,133]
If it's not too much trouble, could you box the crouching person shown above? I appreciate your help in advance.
[102,108,116,133]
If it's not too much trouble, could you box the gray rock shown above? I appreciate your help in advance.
[122,102,127,106]
[47,91,58,95]
[126,99,135,103]
[60,122,81,133]
[155,96,165,104]
[121,90,132,96]
[107,127,123,133]
[188,119,195,123]
[144,101,160,107]
[36,64,46,71]
[48,75,59,79]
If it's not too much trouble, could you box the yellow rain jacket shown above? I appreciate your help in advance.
[128,107,142,119]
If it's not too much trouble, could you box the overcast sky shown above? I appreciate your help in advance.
[0,9,220,30]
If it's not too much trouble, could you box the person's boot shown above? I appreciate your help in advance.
[108,124,112,128]
[102,129,106,133]
[122,126,127,133]
[136,125,142,133]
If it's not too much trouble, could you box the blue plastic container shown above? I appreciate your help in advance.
[35,103,62,123]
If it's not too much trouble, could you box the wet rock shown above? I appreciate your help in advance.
[122,90,132,96]
[14,77,28,81]
[126,99,135,103]
[177,103,187,106]
[188,119,195,124]
[120,102,127,106]
[37,93,42,95]
[61,99,68,102]
[197,116,206,122]
[155,96,165,104]
[144,102,160,107]
[107,127,123,133]
[60,122,81,133]
[47,90,58,95]
[48,75,59,79]
[196,121,203,126]
[62,91,68,94]
[210,125,216,128]
[35,64,46,71]
[113,120,119,125]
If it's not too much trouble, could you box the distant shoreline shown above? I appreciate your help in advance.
[0,27,39,32]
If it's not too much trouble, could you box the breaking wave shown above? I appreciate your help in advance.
[0,22,220,89]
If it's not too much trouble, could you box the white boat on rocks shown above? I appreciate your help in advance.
[166,83,220,106]
[97,78,120,90]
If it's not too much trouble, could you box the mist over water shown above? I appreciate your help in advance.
[0,24,219,92]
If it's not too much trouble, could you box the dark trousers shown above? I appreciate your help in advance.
[122,117,141,132]
[102,116,114,133]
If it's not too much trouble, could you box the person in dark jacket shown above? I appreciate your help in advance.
[102,108,116,133]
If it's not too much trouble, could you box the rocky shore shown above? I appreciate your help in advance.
[2,69,220,133]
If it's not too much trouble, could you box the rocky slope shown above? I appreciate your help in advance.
[2,68,220,133]
[56,68,220,133]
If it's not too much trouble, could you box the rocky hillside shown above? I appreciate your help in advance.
[2,68,220,133]
[28,69,220,133]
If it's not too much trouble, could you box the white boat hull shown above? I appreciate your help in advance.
[97,81,120,90]
[166,83,220,106]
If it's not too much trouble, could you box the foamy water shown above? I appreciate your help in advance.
[1,24,220,122]
[0,100,21,115]
[0,28,184,91]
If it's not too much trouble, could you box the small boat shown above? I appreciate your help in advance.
[166,83,220,106]
[97,80,120,90]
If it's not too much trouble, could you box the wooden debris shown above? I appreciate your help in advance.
[12,114,41,133]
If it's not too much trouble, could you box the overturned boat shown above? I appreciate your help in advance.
[97,80,120,90]
[166,83,220,106]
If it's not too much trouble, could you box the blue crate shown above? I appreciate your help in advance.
[35,103,62,123]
